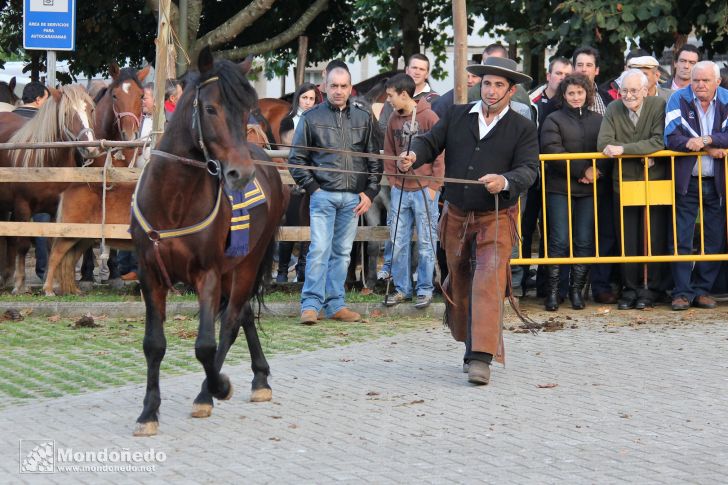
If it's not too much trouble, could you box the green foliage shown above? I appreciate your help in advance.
[0,0,156,80]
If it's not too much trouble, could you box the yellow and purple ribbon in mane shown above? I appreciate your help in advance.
[226,179,266,257]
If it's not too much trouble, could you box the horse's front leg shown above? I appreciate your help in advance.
[133,273,168,437]
[192,292,244,417]
[194,270,231,404]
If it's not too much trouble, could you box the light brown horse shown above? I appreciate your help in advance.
[0,85,100,294]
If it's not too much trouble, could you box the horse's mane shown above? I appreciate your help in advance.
[9,85,95,167]
[167,60,258,144]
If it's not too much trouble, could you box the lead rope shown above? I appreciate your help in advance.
[99,147,113,269]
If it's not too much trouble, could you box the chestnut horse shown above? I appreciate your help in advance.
[129,48,288,436]
[255,97,291,145]
[0,85,100,293]
[0,78,19,110]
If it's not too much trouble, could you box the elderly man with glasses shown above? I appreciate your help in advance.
[597,69,670,310]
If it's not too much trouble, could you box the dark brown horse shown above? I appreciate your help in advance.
[129,48,288,436]
[0,85,100,293]
[0,78,19,109]
[43,125,278,297]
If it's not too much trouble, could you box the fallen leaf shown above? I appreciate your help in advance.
[288,424,298,429]
[383,359,393,362]
[270,415,282,419]
[596,307,611,315]
[173,314,189,321]
[175,329,197,339]
[619,413,631,419]
[47,314,61,323]
[537,383,558,389]
[339,358,352,362]
[2,309,23,321]
[370,309,383,318]
[360,288,373,295]
[269,437,281,441]
[366,391,380,396]
[74,315,99,328]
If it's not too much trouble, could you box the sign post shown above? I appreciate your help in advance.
[23,0,76,86]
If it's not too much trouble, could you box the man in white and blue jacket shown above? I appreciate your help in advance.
[664,60,728,311]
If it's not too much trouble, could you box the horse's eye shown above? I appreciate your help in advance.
[205,106,217,115]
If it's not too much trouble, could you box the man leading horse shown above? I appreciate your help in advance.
[398,57,539,386]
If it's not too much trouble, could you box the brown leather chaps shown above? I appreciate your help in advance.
[439,202,516,365]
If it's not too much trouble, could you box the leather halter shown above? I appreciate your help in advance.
[113,103,142,139]
[131,76,223,289]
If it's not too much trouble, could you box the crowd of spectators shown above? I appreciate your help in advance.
[285,42,728,321]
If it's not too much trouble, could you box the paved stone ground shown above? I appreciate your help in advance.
[1,312,728,484]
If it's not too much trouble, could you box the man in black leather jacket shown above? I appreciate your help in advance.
[289,66,382,325]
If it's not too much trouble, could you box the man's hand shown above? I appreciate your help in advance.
[478,174,506,194]
[686,137,705,152]
[397,151,416,172]
[602,144,624,157]
[354,192,372,216]
[578,166,600,184]
[705,147,726,159]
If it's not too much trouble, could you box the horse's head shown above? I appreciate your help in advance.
[107,63,149,141]
[55,85,100,160]
[184,47,258,192]
[0,77,19,106]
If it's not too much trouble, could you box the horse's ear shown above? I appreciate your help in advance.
[49,87,62,103]
[239,55,254,75]
[8,77,16,94]
[137,64,151,82]
[198,46,214,75]
[109,62,121,80]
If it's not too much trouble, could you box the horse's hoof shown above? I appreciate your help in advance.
[191,403,213,418]
[133,421,158,437]
[220,382,234,401]
[250,388,272,402]
[11,286,27,296]
[108,278,124,290]
[43,287,56,297]
[78,281,94,292]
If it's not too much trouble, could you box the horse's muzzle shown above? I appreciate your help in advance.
[224,166,255,192]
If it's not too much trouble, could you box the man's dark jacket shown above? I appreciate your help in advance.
[410,103,539,212]
[288,99,382,201]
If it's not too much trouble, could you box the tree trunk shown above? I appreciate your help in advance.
[398,0,421,62]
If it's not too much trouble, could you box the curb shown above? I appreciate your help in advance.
[0,301,446,319]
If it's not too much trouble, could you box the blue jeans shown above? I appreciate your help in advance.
[546,193,595,258]
[670,177,726,301]
[389,187,439,297]
[33,213,51,280]
[301,190,359,316]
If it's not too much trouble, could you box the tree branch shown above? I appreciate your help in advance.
[187,0,203,48]
[193,0,277,53]
[215,0,329,61]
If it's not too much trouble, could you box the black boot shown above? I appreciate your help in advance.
[544,265,560,311]
[569,264,589,310]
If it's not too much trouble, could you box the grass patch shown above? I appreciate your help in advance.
[0,284,445,305]
[0,313,437,409]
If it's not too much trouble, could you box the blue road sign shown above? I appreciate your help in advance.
[23,0,76,51]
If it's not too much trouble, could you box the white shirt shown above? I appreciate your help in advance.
[469,101,510,139]
[469,101,511,190]
[135,115,153,168]
[691,92,716,177]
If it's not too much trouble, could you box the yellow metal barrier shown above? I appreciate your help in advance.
[511,150,728,265]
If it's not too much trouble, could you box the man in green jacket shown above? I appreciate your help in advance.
[597,69,670,310]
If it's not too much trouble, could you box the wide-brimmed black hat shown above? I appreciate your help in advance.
[466,57,532,85]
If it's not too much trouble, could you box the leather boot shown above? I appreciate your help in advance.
[569,264,589,310]
[544,265,560,311]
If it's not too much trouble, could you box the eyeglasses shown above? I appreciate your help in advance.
[619,88,643,97]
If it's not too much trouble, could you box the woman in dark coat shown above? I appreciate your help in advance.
[540,73,605,311]
[276,82,319,282]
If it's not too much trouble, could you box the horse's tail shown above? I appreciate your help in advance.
[58,241,85,295]
[252,237,276,324]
